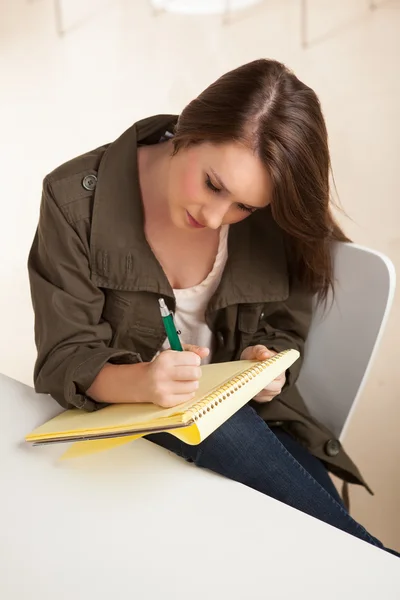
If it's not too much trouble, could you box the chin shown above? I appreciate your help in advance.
[169,208,187,230]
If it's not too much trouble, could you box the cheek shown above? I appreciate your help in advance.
[224,208,251,225]
[178,153,203,204]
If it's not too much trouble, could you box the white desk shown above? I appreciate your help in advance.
[1,373,399,599]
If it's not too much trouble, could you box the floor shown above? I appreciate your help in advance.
[0,0,399,549]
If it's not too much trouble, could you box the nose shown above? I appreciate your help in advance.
[201,200,231,230]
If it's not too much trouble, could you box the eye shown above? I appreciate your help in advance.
[237,203,256,214]
[205,174,222,194]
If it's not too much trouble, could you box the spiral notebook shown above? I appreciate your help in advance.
[25,349,299,459]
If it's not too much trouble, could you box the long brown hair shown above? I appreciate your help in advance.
[172,59,349,302]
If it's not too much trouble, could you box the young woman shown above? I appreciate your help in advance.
[28,59,396,555]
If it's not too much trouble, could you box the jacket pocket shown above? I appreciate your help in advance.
[236,303,265,355]
[238,303,265,334]
[102,290,135,348]
[102,290,165,361]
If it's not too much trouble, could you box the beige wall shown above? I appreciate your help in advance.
[1,0,399,549]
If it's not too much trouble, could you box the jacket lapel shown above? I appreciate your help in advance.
[208,209,289,313]
[89,115,178,297]
[89,114,289,308]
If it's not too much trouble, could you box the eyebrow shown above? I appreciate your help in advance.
[210,168,262,211]
[210,169,230,194]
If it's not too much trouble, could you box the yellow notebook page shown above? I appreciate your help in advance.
[60,351,299,459]
[26,360,260,442]
[182,349,299,441]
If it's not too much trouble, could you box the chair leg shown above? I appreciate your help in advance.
[54,0,64,36]
[149,0,165,16]
[223,0,232,25]
[300,0,308,48]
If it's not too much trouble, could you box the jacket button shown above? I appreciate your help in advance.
[217,332,224,345]
[260,311,265,320]
[82,174,97,191]
[325,439,341,457]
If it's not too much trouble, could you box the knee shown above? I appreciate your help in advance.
[195,404,267,464]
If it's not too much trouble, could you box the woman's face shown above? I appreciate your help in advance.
[167,142,272,230]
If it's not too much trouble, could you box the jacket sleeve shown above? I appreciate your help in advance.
[28,178,141,411]
[247,279,313,391]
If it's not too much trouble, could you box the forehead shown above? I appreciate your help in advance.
[194,141,272,207]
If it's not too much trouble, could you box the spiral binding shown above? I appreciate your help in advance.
[187,350,290,422]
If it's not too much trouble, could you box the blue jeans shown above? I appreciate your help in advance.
[147,404,397,555]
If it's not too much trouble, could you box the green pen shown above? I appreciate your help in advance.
[158,298,183,351]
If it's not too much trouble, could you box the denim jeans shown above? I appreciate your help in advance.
[147,403,397,555]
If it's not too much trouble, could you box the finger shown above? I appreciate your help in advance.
[268,373,285,386]
[173,366,202,382]
[241,345,265,360]
[262,372,286,389]
[254,345,276,360]
[171,380,200,394]
[241,345,275,361]
[158,391,197,408]
[253,392,276,403]
[166,350,201,366]
[182,344,210,359]
[263,380,283,394]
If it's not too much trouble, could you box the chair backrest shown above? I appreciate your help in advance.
[296,242,396,441]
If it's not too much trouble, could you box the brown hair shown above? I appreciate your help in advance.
[172,59,349,302]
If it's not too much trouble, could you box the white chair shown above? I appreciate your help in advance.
[148,2,379,47]
[296,242,396,441]
[2,243,395,447]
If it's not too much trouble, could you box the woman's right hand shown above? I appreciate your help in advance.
[143,344,209,408]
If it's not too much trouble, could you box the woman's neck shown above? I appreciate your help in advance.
[137,140,173,219]
[137,140,222,289]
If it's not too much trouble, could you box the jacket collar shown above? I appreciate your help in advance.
[90,115,289,309]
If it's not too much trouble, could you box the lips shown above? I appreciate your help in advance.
[186,211,206,229]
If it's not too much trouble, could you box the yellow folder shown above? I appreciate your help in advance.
[25,349,299,459]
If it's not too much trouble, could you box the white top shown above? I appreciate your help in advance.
[161,224,229,364]
[2,372,400,600]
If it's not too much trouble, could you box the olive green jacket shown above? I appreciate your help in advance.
[28,114,371,494]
